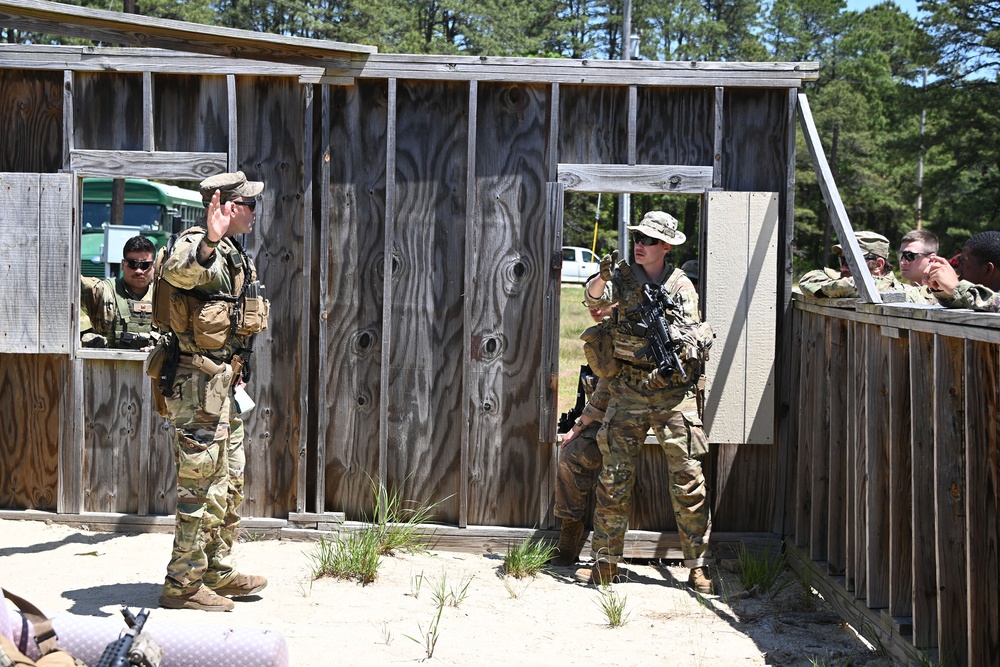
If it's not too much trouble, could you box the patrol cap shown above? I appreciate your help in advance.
[832,231,890,260]
[681,259,699,281]
[199,171,264,205]
[627,210,686,246]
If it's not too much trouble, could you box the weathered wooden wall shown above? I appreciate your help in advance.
[789,297,1000,667]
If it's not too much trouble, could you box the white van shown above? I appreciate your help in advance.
[561,246,600,284]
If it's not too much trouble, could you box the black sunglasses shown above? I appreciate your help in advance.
[123,259,153,271]
[631,233,661,247]
[899,250,931,262]
[233,198,257,211]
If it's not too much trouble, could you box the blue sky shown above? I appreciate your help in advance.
[844,0,921,16]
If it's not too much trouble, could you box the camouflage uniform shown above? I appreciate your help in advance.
[555,371,611,522]
[934,280,1000,312]
[158,172,266,601]
[79,276,154,348]
[583,262,711,568]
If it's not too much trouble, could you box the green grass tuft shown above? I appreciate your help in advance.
[502,538,557,579]
[736,543,791,599]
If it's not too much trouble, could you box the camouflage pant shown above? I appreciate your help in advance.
[554,422,602,522]
[591,372,711,568]
[162,367,245,595]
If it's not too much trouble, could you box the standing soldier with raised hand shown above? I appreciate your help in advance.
[576,210,714,593]
[152,171,271,612]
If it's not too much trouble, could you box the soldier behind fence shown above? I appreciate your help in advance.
[925,230,1000,312]
[79,235,157,349]
[576,210,714,594]
[154,171,270,612]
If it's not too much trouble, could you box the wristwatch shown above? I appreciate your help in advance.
[574,417,585,429]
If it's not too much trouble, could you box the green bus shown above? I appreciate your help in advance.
[81,178,203,277]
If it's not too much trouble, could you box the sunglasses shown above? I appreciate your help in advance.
[839,254,879,267]
[899,250,931,262]
[123,259,153,271]
[233,198,257,211]
[631,233,661,247]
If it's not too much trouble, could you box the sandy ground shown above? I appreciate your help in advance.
[0,518,890,666]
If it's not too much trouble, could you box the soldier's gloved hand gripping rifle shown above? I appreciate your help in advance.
[628,283,688,387]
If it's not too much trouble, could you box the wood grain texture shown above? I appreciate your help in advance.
[865,327,890,608]
[965,340,1000,667]
[0,69,63,173]
[234,75,304,519]
[712,443,777,532]
[809,316,830,561]
[69,150,227,180]
[556,164,712,194]
[556,85,627,164]
[635,87,714,167]
[37,174,73,354]
[383,80,468,524]
[321,81,388,519]
[466,82,551,527]
[0,173,40,353]
[887,335,912,617]
[794,311,816,548]
[827,317,848,573]
[933,334,967,665]
[0,354,62,509]
[153,73,229,153]
[73,71,143,151]
[909,330,937,648]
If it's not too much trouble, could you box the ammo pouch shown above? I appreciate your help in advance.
[192,300,234,350]
[236,295,269,336]
[581,319,619,378]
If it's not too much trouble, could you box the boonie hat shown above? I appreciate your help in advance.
[627,210,686,246]
[681,259,699,281]
[832,231,890,260]
[199,171,264,205]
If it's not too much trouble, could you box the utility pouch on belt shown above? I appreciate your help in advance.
[581,319,619,378]
[236,281,269,336]
[144,334,179,418]
[179,354,234,416]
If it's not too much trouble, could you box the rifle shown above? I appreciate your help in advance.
[557,365,589,433]
[95,607,162,667]
[627,283,688,384]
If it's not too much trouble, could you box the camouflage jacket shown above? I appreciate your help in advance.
[935,280,1000,313]
[798,267,936,304]
[580,373,611,423]
[80,276,154,348]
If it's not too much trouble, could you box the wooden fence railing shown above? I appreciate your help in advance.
[788,294,999,667]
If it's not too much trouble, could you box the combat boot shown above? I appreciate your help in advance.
[688,566,714,594]
[159,585,235,612]
[574,561,619,585]
[210,573,268,597]
[549,518,585,566]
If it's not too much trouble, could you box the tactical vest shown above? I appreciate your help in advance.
[151,227,269,354]
[89,277,153,344]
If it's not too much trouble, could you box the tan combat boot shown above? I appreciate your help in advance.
[688,566,714,594]
[549,518,585,566]
[159,585,235,612]
[574,560,619,585]
[211,573,268,597]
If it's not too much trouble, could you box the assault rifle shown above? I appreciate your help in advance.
[628,283,688,384]
[95,607,162,667]
[557,365,589,433]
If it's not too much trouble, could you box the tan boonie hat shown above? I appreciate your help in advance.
[199,171,264,205]
[832,231,890,260]
[627,210,686,246]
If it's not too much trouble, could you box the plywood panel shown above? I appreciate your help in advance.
[721,89,788,194]
[466,83,551,527]
[636,87,714,167]
[37,173,73,354]
[321,81,388,519]
[0,354,62,509]
[909,330,937,648]
[0,173,40,353]
[235,76,304,518]
[713,443,778,531]
[154,73,229,153]
[73,72,143,151]
[384,80,468,524]
[557,85,626,164]
[0,69,63,173]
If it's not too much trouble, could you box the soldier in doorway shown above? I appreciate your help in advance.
[80,235,157,349]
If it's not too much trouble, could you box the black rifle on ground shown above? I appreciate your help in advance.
[557,365,589,433]
[628,283,688,384]
[95,607,162,667]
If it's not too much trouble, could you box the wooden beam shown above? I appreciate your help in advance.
[557,164,712,193]
[460,79,478,529]
[70,149,227,180]
[378,78,397,491]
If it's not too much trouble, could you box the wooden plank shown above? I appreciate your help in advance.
[70,149,227,180]
[794,312,814,548]
[0,173,40,352]
[379,78,397,493]
[320,81,387,520]
[712,87,723,187]
[626,85,636,165]
[0,69,63,173]
[557,164,711,194]
[827,317,848,574]
[152,73,229,154]
[711,443,778,532]
[297,81,313,515]
[888,334,912,617]
[538,183,563,444]
[62,70,73,172]
[865,326,890,608]
[73,71,143,150]
[137,369,152,516]
[635,87,714,169]
[809,316,830,561]
[933,334,967,666]
[58,357,83,513]
[227,74,237,171]
[556,85,627,164]
[142,71,153,151]
[384,80,468,525]
[965,340,1000,667]
[546,83,558,182]
[37,174,73,354]
[145,398,176,516]
[315,84,331,514]
[461,79,477,528]
[909,330,938,648]
[796,94,879,303]
[466,83,551,526]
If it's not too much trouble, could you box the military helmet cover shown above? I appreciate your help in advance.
[832,231,890,260]
[627,210,686,246]
[199,171,264,205]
